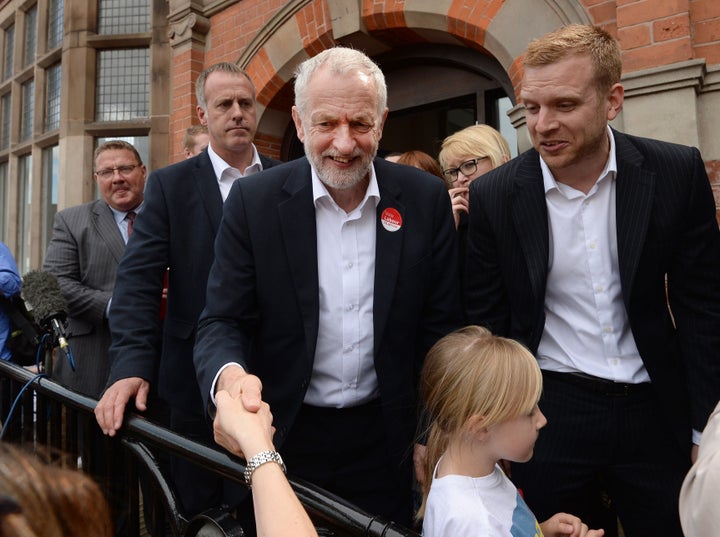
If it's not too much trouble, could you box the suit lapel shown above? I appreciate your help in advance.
[373,175,404,355]
[193,152,224,232]
[92,200,125,263]
[614,131,655,308]
[510,153,549,300]
[278,161,320,363]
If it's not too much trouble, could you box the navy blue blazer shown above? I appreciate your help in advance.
[194,157,463,467]
[107,149,281,415]
[465,129,720,445]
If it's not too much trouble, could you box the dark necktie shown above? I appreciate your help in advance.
[126,211,136,238]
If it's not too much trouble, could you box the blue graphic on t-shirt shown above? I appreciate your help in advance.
[510,492,544,537]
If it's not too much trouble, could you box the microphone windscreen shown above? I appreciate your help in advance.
[22,270,68,324]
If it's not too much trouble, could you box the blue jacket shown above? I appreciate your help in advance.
[0,242,22,360]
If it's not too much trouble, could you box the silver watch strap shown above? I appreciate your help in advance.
[243,450,286,487]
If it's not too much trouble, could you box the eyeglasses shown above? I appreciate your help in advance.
[443,157,488,182]
[94,164,141,180]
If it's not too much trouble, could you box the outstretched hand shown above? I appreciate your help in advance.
[216,365,263,412]
[214,390,275,459]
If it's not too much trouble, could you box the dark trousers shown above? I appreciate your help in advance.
[512,371,689,537]
[281,400,414,528]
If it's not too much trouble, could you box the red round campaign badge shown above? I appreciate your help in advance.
[381,208,402,232]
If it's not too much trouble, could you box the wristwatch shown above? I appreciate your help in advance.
[243,450,286,488]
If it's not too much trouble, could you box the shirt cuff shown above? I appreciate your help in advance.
[210,362,245,406]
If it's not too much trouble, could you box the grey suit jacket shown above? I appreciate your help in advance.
[43,199,125,397]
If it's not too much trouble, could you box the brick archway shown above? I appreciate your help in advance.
[237,0,593,158]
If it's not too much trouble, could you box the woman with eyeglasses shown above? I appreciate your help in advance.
[438,125,511,291]
[439,124,511,229]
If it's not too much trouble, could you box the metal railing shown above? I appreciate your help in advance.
[0,360,419,537]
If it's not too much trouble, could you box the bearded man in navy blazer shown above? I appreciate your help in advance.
[465,25,720,537]
[95,62,281,517]
[193,47,462,527]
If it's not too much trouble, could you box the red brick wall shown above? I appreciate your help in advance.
[168,0,720,219]
[169,45,206,163]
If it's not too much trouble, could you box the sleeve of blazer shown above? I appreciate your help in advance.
[415,176,464,371]
[43,208,112,325]
[106,173,169,384]
[665,146,720,431]
[193,178,256,407]
[464,169,514,336]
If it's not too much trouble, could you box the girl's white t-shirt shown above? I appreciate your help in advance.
[422,461,544,537]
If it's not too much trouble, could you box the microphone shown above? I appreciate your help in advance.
[21,270,73,367]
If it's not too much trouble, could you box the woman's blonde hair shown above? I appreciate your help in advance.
[417,326,542,518]
[0,443,113,537]
[438,124,511,184]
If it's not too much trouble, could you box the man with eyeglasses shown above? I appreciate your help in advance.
[43,139,146,398]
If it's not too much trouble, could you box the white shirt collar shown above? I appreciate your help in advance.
[206,142,263,181]
[541,126,618,195]
[310,162,381,213]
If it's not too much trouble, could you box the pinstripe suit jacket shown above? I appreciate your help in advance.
[465,129,720,446]
[43,199,126,397]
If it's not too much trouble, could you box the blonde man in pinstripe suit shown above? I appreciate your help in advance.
[43,140,145,398]
[465,25,720,537]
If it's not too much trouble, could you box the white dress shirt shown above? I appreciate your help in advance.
[537,128,650,384]
[305,166,380,407]
[211,163,382,409]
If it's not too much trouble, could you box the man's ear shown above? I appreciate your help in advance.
[291,106,305,143]
[375,108,389,140]
[197,105,208,126]
[607,83,624,121]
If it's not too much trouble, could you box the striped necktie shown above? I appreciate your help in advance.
[126,211,136,238]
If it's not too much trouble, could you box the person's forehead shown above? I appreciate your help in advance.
[205,71,254,97]
[306,76,378,118]
[520,56,595,96]
[447,153,478,166]
[96,149,136,166]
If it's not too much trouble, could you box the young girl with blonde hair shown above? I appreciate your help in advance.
[419,326,604,537]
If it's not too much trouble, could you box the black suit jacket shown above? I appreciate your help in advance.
[194,157,463,467]
[107,149,280,415]
[465,129,720,445]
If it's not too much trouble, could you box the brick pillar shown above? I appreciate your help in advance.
[167,7,210,163]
